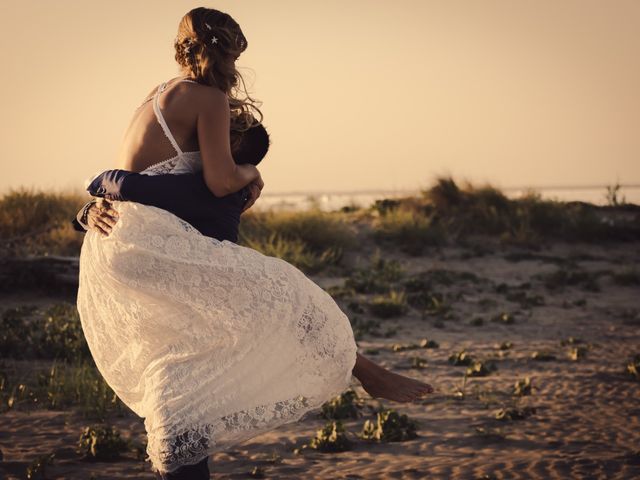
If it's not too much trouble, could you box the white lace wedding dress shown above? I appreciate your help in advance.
[76,79,358,475]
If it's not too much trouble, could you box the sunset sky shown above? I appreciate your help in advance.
[1,0,638,197]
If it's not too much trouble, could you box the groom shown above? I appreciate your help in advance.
[72,122,270,242]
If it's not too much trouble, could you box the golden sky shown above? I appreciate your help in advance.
[1,0,638,195]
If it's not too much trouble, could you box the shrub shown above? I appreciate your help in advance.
[320,389,363,420]
[0,188,86,257]
[627,354,640,380]
[25,452,55,479]
[239,208,355,261]
[360,409,418,442]
[491,312,516,325]
[448,350,475,366]
[419,338,439,349]
[568,346,588,361]
[240,232,340,274]
[368,290,408,318]
[419,176,640,243]
[372,207,445,255]
[530,351,556,361]
[345,251,404,294]
[38,303,90,362]
[0,303,89,362]
[307,420,352,452]
[494,406,536,421]
[0,306,38,359]
[348,316,382,339]
[410,356,428,369]
[512,377,532,396]
[536,268,601,292]
[77,425,129,460]
[466,360,493,377]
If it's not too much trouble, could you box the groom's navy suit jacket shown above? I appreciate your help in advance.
[71,122,270,243]
[75,171,249,243]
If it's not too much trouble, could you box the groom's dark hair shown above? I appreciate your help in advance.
[231,122,270,166]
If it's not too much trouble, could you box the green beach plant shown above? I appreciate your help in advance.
[25,452,56,480]
[320,388,364,420]
[531,351,556,361]
[466,360,493,377]
[371,206,446,256]
[568,346,588,361]
[512,377,532,396]
[345,250,405,294]
[494,405,537,421]
[368,289,408,318]
[626,354,640,380]
[307,420,352,452]
[77,424,129,460]
[448,350,475,366]
[360,409,418,442]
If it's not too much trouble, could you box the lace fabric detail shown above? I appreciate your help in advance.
[141,78,204,178]
[139,151,202,176]
[76,200,358,474]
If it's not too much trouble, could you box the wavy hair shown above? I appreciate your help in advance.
[174,7,263,151]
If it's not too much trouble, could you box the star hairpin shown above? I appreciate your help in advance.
[211,36,218,45]
[183,38,194,53]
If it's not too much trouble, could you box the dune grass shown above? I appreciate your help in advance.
[0,187,87,257]
[238,208,357,273]
[366,176,640,253]
[371,206,446,255]
[419,177,640,244]
[0,176,637,265]
[0,303,126,419]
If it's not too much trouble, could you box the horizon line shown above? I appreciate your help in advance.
[260,183,640,197]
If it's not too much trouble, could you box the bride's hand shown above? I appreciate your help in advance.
[87,198,120,236]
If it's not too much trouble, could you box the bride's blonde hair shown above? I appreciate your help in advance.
[174,7,263,150]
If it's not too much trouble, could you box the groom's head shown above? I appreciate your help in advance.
[231,122,270,166]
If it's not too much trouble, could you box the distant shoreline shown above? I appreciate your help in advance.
[253,184,640,212]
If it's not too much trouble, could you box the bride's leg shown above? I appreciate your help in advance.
[351,352,434,402]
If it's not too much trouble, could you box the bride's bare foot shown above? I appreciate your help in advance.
[352,352,434,403]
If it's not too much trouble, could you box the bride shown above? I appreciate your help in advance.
[75,7,433,479]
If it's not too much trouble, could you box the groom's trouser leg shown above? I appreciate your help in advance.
[156,456,210,480]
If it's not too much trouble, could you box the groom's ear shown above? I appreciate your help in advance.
[232,123,270,166]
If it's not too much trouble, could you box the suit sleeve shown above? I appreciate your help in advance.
[86,169,250,222]
[71,200,97,233]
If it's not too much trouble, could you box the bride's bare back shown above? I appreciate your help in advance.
[115,77,203,173]
[113,76,256,198]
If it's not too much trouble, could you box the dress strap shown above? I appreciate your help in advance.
[153,81,183,156]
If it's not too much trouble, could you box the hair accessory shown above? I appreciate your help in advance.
[205,22,212,31]
[182,37,195,54]
[211,36,218,45]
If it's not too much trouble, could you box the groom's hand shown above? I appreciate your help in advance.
[241,182,262,213]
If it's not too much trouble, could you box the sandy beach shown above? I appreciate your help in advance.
[1,236,639,479]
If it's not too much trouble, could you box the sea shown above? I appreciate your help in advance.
[253,185,640,212]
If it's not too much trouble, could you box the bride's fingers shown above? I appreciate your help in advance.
[94,217,113,234]
[105,207,119,218]
[92,222,109,237]
[100,213,118,227]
